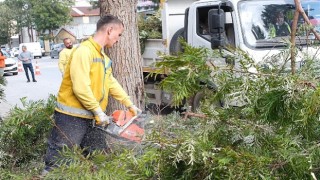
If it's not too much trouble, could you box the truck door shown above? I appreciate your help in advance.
[190,4,235,50]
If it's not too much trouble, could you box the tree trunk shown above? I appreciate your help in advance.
[27,26,32,42]
[290,9,299,75]
[100,0,144,114]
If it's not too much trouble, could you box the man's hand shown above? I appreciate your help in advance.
[93,107,110,126]
[128,105,142,116]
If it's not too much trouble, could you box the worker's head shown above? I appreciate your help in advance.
[22,45,27,52]
[96,14,124,48]
[63,38,73,49]
[0,51,3,56]
[275,11,285,25]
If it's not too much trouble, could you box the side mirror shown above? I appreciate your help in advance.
[208,9,226,49]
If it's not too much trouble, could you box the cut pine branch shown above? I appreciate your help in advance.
[182,112,207,119]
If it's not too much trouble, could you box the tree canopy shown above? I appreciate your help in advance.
[1,0,73,43]
[0,2,15,45]
[30,0,73,35]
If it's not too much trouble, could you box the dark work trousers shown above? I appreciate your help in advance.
[23,63,36,81]
[44,111,108,170]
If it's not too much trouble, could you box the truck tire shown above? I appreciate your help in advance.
[169,28,185,55]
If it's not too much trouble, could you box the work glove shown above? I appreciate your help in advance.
[93,107,110,126]
[128,105,142,116]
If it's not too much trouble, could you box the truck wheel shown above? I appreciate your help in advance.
[192,91,223,112]
[169,28,185,55]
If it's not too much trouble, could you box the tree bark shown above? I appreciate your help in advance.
[294,0,320,40]
[290,9,299,75]
[100,0,145,114]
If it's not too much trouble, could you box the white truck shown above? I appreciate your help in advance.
[19,42,43,59]
[142,0,320,108]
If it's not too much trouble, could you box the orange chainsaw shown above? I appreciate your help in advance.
[93,110,145,142]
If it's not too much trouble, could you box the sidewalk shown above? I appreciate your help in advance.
[0,57,61,119]
[0,100,12,119]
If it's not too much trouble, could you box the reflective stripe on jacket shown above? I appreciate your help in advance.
[55,37,133,119]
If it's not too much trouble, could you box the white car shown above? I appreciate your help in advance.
[1,50,18,75]
[11,47,19,57]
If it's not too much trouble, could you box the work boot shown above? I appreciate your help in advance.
[27,80,30,83]
[33,79,37,82]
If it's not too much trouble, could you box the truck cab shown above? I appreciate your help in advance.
[143,0,320,108]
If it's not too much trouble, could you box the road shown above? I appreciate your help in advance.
[0,56,62,118]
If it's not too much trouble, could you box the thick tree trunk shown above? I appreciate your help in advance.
[100,0,144,114]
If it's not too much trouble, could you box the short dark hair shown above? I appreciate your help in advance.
[97,14,123,31]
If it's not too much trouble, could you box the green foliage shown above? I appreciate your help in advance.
[31,111,319,179]
[42,142,161,179]
[2,42,320,178]
[4,0,73,39]
[0,77,7,101]
[0,2,16,45]
[138,11,162,54]
[31,0,73,34]
[144,41,320,178]
[153,41,213,106]
[0,95,55,169]
[4,0,34,37]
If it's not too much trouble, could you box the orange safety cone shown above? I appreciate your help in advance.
[18,61,23,72]
[35,61,41,75]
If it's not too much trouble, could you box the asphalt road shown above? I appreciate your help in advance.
[0,56,62,118]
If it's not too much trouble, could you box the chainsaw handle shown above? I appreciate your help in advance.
[92,116,113,128]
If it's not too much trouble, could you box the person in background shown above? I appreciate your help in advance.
[0,51,6,77]
[42,14,142,176]
[18,46,37,82]
[58,38,75,76]
[269,11,291,38]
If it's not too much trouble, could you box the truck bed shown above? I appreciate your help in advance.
[142,39,167,72]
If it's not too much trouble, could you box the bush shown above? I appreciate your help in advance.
[138,11,162,54]
[0,95,55,169]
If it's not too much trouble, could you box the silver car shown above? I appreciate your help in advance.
[50,43,65,59]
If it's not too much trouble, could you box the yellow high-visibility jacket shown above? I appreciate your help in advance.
[55,37,133,119]
[58,47,74,74]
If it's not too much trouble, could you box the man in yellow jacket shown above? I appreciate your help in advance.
[58,38,74,76]
[43,14,141,174]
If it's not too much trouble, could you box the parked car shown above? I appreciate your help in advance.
[1,48,10,55]
[50,43,65,59]
[11,47,19,57]
[1,49,18,75]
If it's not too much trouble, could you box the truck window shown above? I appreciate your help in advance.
[197,7,210,37]
[197,6,235,47]
[239,0,320,48]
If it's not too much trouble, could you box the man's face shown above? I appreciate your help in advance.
[22,47,27,52]
[64,39,73,49]
[104,24,124,48]
[276,15,285,25]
